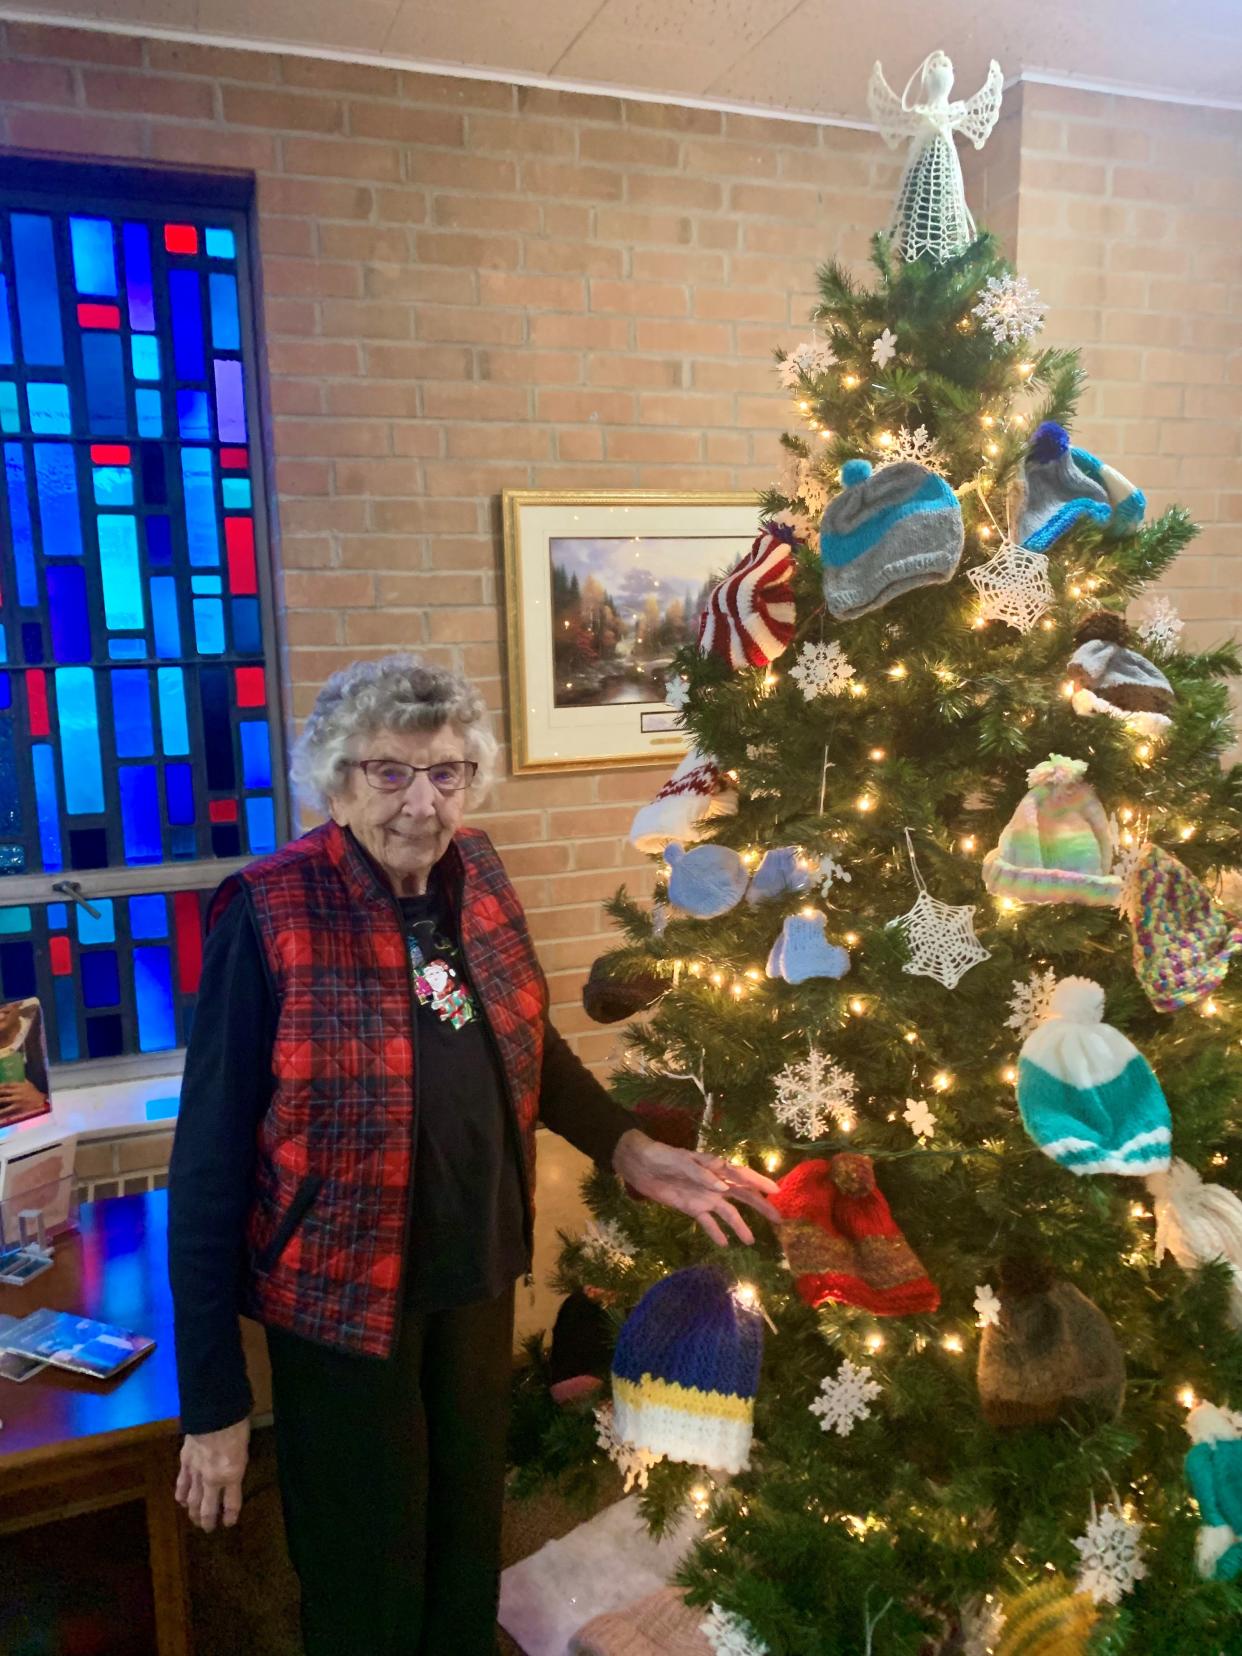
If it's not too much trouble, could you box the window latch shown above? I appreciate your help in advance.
[50,879,103,921]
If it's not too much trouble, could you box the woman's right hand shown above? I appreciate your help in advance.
[176,1417,251,1532]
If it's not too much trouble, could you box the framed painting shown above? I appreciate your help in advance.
[502,490,760,774]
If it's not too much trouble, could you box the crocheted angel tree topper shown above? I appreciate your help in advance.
[518,45,1242,1656]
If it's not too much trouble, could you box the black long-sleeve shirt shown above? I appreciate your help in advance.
[168,878,634,1435]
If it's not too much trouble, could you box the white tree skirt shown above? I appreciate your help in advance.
[499,1495,702,1656]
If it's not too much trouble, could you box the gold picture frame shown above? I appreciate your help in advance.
[502,489,760,775]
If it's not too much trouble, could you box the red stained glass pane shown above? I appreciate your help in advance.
[173,891,203,993]
[49,935,72,976]
[208,799,238,823]
[220,447,249,470]
[235,666,265,707]
[225,517,257,595]
[164,224,199,255]
[90,443,131,465]
[77,302,121,329]
[27,669,50,737]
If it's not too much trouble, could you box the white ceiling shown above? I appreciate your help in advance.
[5,0,1242,119]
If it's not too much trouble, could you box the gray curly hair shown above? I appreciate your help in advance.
[290,654,498,813]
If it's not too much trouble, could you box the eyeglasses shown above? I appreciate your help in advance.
[351,759,478,795]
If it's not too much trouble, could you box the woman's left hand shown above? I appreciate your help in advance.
[611,1130,782,1247]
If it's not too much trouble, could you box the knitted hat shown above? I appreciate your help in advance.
[1068,611,1174,727]
[1127,843,1242,1013]
[664,842,749,918]
[994,1575,1099,1655]
[1016,422,1145,551]
[745,846,814,905]
[697,525,797,669]
[1184,1402,1242,1582]
[773,1154,940,1316]
[582,956,667,1024]
[570,1588,713,1656]
[1148,1159,1242,1330]
[1016,976,1172,1177]
[549,1290,615,1406]
[765,910,851,984]
[818,459,964,620]
[977,1255,1125,1429]
[611,1266,763,1474]
[629,748,738,857]
[982,755,1121,908]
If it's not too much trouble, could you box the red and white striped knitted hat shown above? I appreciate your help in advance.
[697,526,797,669]
[628,747,737,855]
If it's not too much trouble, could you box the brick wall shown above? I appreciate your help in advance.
[0,21,902,1068]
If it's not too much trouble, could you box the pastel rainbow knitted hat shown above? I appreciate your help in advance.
[1016,976,1172,1177]
[697,525,797,669]
[611,1266,763,1475]
[818,458,963,620]
[982,754,1121,908]
[1127,843,1242,1013]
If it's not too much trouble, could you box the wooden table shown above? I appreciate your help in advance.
[0,1189,270,1656]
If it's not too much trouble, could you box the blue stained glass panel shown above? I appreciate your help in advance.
[33,444,83,556]
[48,904,67,929]
[0,941,36,999]
[93,466,133,507]
[240,720,272,788]
[150,577,181,658]
[0,906,31,934]
[169,269,205,380]
[205,228,235,259]
[119,766,160,864]
[0,676,11,711]
[245,797,276,855]
[200,668,235,790]
[0,633,7,663]
[108,639,145,660]
[123,222,155,331]
[11,215,63,367]
[55,667,105,814]
[77,897,115,944]
[4,445,38,607]
[208,275,240,350]
[22,622,43,663]
[111,669,154,758]
[136,389,162,437]
[134,945,176,1051]
[0,275,11,365]
[81,949,121,1007]
[190,575,222,595]
[129,894,167,938]
[97,516,145,630]
[146,515,172,565]
[192,597,225,655]
[181,449,218,567]
[0,843,26,874]
[86,1015,123,1058]
[69,218,117,297]
[231,599,261,653]
[165,763,193,825]
[0,383,18,433]
[177,390,211,440]
[156,667,189,755]
[141,444,166,504]
[33,745,62,871]
[27,383,71,434]
[131,335,160,380]
[47,564,91,661]
[0,719,18,833]
[53,978,79,1060]
[213,359,247,443]
[221,478,251,509]
[82,333,127,436]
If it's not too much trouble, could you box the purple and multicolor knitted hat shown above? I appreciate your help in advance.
[1127,843,1242,1012]
[982,755,1121,908]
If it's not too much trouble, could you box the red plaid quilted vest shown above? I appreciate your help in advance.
[211,820,546,1357]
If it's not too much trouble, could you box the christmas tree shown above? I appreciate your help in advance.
[511,61,1242,1656]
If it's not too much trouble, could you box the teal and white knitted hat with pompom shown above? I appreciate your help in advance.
[982,754,1122,908]
[1017,976,1172,1178]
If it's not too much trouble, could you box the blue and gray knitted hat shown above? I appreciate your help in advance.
[1017,422,1146,552]
[818,459,964,620]
[611,1266,764,1474]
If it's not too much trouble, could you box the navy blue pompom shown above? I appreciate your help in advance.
[1030,421,1069,463]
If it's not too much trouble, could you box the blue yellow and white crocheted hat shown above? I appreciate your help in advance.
[611,1266,764,1474]
[1016,976,1172,1178]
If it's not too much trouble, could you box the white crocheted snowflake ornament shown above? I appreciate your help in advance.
[891,889,989,990]
[974,1283,1002,1328]
[967,541,1054,633]
[790,640,855,700]
[1136,595,1184,653]
[876,424,946,474]
[700,1604,769,1656]
[594,1402,662,1493]
[1072,1500,1147,1606]
[904,1097,937,1140]
[771,1047,857,1139]
[582,1218,634,1270]
[809,1359,882,1437]
[1006,968,1058,1041]
[872,327,898,368]
[663,673,690,712]
[971,273,1046,345]
[777,337,837,391]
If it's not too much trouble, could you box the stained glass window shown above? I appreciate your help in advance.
[0,172,282,1070]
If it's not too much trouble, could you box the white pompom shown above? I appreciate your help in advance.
[1196,1525,1239,1580]
[1186,1401,1240,1446]
[1047,975,1105,1024]
[1147,1158,1242,1329]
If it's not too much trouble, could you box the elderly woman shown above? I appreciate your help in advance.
[168,655,779,1656]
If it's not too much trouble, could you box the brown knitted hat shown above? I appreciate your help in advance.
[570,1588,713,1656]
[977,1258,1125,1428]
[1067,611,1174,717]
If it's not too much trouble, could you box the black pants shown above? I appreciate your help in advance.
[266,1285,516,1656]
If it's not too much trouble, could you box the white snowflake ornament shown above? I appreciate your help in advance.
[876,424,946,474]
[812,853,852,902]
[971,273,1046,345]
[974,1283,1002,1328]
[1072,1499,1147,1606]
[797,458,829,521]
[1006,968,1058,1040]
[772,1047,857,1139]
[777,337,837,391]
[891,889,989,990]
[700,1604,769,1656]
[582,1218,634,1270]
[959,1595,1006,1656]
[967,541,1054,633]
[1136,595,1184,652]
[594,1402,662,1493]
[871,327,898,368]
[663,673,690,713]
[809,1359,882,1437]
[790,640,855,700]
[904,1097,937,1140]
